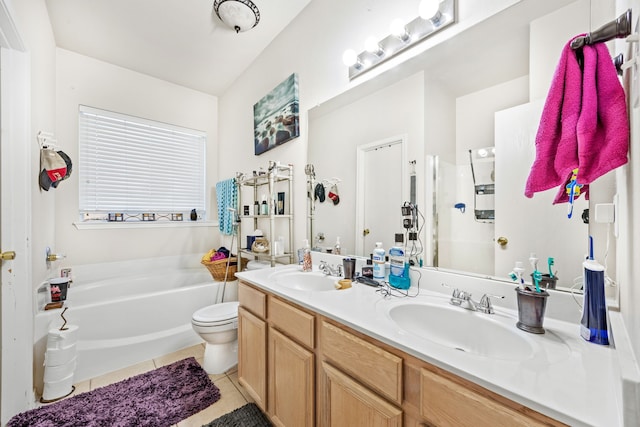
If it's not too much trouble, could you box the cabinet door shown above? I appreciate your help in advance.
[321,362,402,427]
[238,307,267,410]
[269,328,314,427]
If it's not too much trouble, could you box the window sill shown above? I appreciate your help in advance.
[73,221,219,230]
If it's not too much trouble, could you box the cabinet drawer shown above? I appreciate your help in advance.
[238,282,267,318]
[268,297,315,349]
[320,321,402,405]
[420,368,549,427]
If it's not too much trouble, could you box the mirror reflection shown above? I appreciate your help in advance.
[308,0,616,291]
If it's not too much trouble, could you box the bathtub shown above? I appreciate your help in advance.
[34,255,233,386]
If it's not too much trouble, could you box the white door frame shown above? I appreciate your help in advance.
[1,0,34,422]
[355,135,407,255]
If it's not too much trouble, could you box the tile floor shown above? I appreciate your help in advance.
[68,343,254,426]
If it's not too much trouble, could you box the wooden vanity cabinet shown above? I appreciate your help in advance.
[238,282,315,426]
[238,281,566,427]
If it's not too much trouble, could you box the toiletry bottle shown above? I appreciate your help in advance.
[362,258,373,278]
[389,234,410,289]
[260,195,269,215]
[581,257,608,345]
[372,242,385,280]
[302,239,312,272]
[253,201,260,216]
[334,236,341,255]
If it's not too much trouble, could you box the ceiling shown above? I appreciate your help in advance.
[44,0,312,96]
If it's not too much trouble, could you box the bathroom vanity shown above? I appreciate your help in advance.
[236,265,621,426]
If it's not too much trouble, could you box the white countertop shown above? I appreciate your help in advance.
[236,264,622,427]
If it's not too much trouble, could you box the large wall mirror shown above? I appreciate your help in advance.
[307,0,617,292]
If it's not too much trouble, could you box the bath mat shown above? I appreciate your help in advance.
[203,403,272,427]
[8,357,220,427]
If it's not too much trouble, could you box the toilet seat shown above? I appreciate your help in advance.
[192,301,239,328]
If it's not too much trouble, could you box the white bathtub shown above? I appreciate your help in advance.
[34,256,232,386]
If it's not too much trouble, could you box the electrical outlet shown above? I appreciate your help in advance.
[595,203,615,224]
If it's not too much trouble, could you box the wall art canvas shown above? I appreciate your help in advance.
[254,73,300,155]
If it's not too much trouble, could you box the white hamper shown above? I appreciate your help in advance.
[41,324,79,402]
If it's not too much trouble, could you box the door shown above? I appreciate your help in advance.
[494,101,587,287]
[356,136,405,256]
[1,4,32,421]
[237,307,268,410]
[268,328,314,427]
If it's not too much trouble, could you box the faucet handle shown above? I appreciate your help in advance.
[478,293,504,314]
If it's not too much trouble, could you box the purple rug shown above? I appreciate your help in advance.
[8,357,221,427]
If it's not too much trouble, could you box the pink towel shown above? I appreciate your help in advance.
[525,36,629,203]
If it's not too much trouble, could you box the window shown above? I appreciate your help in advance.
[78,105,206,222]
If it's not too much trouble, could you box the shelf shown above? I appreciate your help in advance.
[240,214,293,220]
[474,184,495,195]
[474,209,495,221]
[240,249,293,259]
[237,163,294,267]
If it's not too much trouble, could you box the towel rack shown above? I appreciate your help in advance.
[571,9,631,49]
[571,9,632,49]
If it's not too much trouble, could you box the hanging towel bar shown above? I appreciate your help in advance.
[571,9,632,49]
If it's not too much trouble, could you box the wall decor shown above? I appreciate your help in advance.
[254,73,300,155]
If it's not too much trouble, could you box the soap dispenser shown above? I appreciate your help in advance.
[334,236,341,255]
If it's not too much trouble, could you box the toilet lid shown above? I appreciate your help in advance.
[193,301,239,323]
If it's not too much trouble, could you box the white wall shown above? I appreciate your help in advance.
[615,0,640,366]
[54,49,221,266]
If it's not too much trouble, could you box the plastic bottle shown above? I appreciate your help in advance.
[580,257,608,345]
[302,239,312,272]
[260,195,269,215]
[334,236,341,255]
[372,242,385,280]
[389,234,410,289]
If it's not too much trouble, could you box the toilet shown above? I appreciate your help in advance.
[191,262,271,374]
[191,300,240,374]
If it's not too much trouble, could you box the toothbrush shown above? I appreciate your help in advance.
[529,253,541,292]
[532,270,541,293]
[548,257,555,278]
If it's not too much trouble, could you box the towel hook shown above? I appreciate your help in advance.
[571,9,632,50]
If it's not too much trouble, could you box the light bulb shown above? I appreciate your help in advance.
[342,49,358,67]
[390,19,408,40]
[365,36,383,55]
[418,0,440,19]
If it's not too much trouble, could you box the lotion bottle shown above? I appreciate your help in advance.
[302,239,312,272]
[373,242,385,280]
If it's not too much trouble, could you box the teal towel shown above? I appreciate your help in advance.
[216,178,237,235]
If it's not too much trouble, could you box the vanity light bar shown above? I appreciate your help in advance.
[346,0,455,80]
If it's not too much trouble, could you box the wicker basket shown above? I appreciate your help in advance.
[201,250,248,281]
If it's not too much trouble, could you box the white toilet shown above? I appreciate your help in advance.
[191,300,240,374]
[192,263,272,374]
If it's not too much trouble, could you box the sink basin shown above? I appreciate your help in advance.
[273,271,337,292]
[386,301,535,361]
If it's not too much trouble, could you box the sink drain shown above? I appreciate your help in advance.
[454,347,466,352]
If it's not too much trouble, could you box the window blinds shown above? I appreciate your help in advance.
[78,105,206,216]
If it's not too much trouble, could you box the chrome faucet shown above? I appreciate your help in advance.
[319,260,342,277]
[445,284,503,314]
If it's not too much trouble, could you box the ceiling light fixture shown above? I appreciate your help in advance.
[213,0,260,33]
[342,0,455,80]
